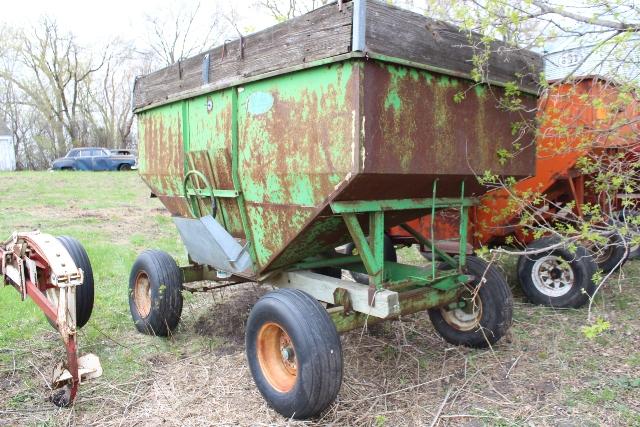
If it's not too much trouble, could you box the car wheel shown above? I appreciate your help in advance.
[118,163,132,171]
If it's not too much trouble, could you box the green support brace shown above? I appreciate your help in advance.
[458,181,468,268]
[331,197,476,214]
[231,87,258,270]
[290,255,361,270]
[369,211,385,289]
[329,190,475,307]
[341,213,384,291]
[430,180,438,280]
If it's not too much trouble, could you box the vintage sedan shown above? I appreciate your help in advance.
[51,147,137,171]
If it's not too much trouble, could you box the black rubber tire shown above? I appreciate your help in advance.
[345,235,397,285]
[246,289,343,419]
[620,211,640,259]
[517,237,596,308]
[118,163,132,171]
[617,210,640,259]
[591,232,628,273]
[129,250,183,336]
[56,236,94,329]
[428,256,513,348]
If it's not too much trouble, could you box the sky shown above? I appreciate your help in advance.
[1,0,275,48]
[3,0,638,82]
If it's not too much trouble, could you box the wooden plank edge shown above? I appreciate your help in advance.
[133,51,363,113]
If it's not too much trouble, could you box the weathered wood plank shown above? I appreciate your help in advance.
[133,0,542,111]
[365,0,542,92]
[133,2,353,110]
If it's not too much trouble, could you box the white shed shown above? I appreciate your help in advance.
[0,121,16,171]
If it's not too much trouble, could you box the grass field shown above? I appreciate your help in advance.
[0,172,639,426]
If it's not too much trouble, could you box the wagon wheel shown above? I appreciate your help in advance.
[129,250,183,336]
[517,236,596,308]
[44,237,94,330]
[428,256,513,348]
[587,232,628,273]
[256,323,298,393]
[246,289,343,419]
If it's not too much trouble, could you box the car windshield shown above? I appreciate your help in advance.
[66,150,79,158]
[111,149,135,155]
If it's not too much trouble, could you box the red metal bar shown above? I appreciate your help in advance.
[25,278,80,404]
[24,279,57,321]
[567,176,584,218]
[65,335,79,403]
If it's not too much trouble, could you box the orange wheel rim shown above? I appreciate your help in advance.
[257,322,297,393]
[134,271,152,318]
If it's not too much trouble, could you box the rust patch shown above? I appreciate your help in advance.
[362,61,536,184]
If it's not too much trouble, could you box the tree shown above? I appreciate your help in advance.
[430,0,640,317]
[0,19,140,168]
[256,0,331,22]
[84,43,137,150]
[142,1,229,67]
[0,18,107,161]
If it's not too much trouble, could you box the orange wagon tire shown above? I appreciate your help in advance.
[246,289,343,419]
[129,250,183,336]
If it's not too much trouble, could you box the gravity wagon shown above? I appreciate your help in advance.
[129,0,541,418]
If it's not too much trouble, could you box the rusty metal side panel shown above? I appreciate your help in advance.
[187,91,245,237]
[237,62,359,271]
[361,61,537,185]
[137,102,189,217]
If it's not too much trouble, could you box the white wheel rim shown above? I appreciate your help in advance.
[531,255,574,297]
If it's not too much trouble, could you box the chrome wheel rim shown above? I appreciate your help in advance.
[531,255,574,297]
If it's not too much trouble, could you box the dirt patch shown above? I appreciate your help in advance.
[192,285,267,345]
[3,203,173,246]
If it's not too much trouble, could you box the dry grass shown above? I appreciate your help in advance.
[3,265,639,427]
[1,173,639,426]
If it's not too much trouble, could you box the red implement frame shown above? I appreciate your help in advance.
[1,231,83,406]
